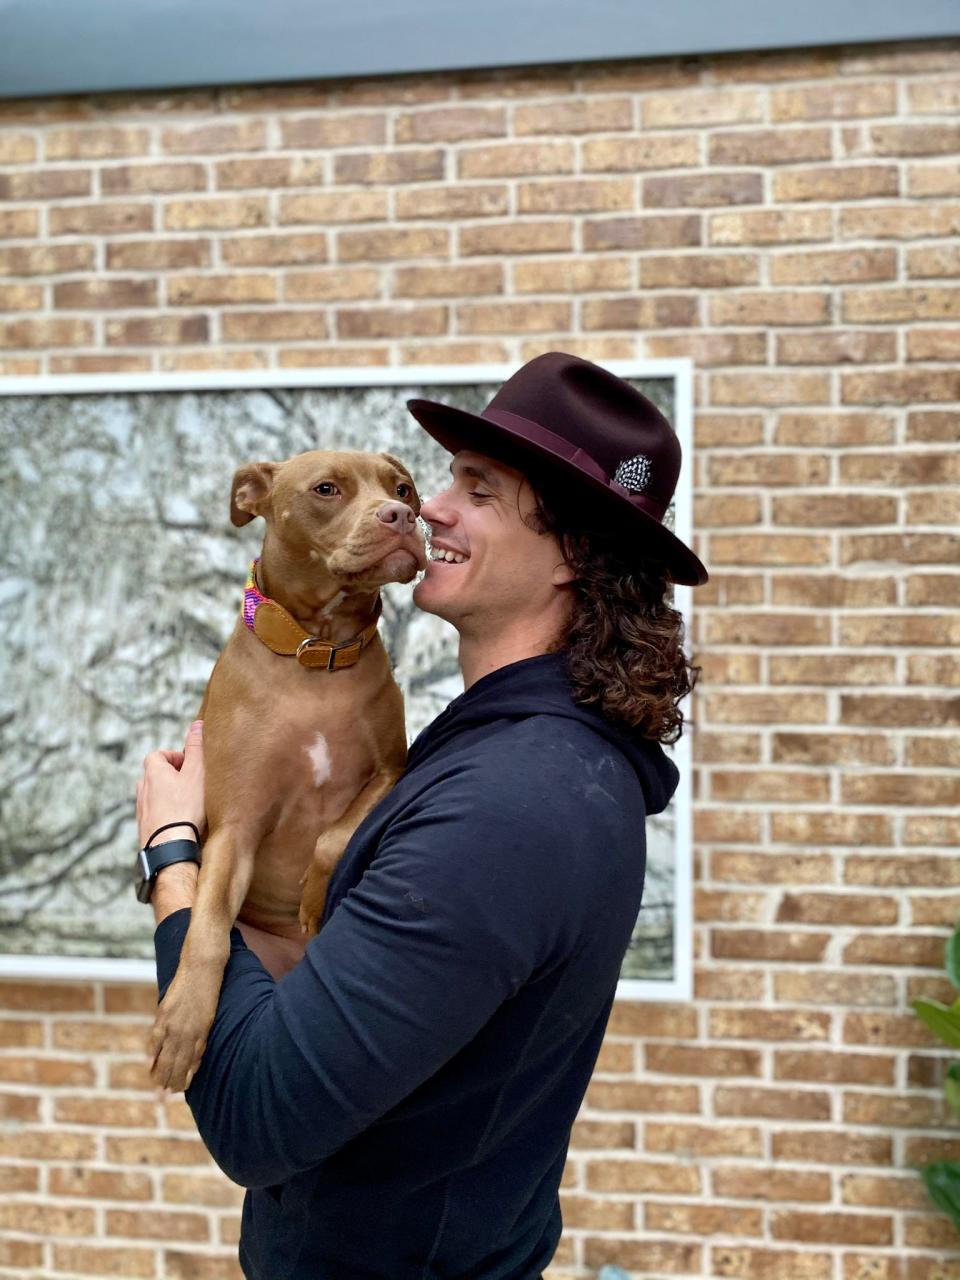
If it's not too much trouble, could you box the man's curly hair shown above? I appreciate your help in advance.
[525,474,701,745]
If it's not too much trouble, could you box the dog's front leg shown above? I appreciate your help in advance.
[299,771,401,937]
[148,825,257,1092]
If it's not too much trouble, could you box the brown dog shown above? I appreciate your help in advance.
[147,449,426,1093]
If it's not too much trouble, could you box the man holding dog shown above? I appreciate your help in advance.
[136,351,708,1280]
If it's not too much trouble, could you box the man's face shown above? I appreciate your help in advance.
[413,449,573,633]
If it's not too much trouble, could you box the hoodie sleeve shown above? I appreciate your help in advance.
[153,777,584,1191]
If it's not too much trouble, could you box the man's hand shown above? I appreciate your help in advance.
[136,720,206,849]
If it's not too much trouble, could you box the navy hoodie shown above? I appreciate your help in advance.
[154,652,679,1280]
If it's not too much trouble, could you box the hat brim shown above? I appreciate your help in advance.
[406,396,709,587]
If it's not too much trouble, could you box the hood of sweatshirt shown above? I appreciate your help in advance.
[407,652,680,816]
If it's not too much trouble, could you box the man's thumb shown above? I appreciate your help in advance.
[184,720,203,765]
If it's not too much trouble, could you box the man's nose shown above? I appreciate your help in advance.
[376,500,417,531]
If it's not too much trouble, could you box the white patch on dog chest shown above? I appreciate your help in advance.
[305,732,332,786]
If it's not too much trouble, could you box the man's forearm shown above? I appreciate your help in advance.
[151,864,199,927]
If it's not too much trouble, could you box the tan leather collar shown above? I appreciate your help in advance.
[243,558,382,671]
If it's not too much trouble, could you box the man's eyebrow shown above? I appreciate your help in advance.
[449,461,501,491]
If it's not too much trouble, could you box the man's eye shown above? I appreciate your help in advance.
[468,490,490,500]
[396,483,412,500]
[313,482,340,497]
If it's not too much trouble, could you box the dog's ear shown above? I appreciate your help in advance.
[230,462,280,527]
[380,453,420,511]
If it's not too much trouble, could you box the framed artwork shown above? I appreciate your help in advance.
[0,360,694,999]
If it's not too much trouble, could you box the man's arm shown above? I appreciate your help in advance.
[154,775,588,1191]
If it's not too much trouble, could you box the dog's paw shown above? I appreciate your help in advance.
[147,979,215,1093]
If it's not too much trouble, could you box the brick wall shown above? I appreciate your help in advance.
[1,35,959,1280]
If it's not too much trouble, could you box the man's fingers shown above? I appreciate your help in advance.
[182,721,204,774]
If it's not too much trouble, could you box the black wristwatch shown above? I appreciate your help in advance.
[134,822,202,904]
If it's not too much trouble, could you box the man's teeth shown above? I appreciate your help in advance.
[428,547,468,563]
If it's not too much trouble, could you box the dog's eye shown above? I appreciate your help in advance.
[313,482,340,497]
[396,483,412,500]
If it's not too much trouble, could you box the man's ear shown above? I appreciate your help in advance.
[230,462,280,527]
[552,534,576,586]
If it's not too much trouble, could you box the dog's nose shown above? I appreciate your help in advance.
[376,501,416,531]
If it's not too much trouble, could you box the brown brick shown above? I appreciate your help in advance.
[775,493,898,527]
[585,1157,701,1194]
[777,330,897,365]
[776,412,895,447]
[841,1174,928,1211]
[843,932,946,968]
[712,371,831,406]
[909,160,960,196]
[215,156,325,190]
[339,226,449,261]
[710,1008,832,1042]
[842,694,959,728]
[0,1054,95,1086]
[581,134,700,171]
[908,647,960,678]
[278,345,388,368]
[54,1094,158,1127]
[843,368,960,405]
[647,332,768,366]
[715,1165,832,1203]
[0,316,94,347]
[872,122,960,156]
[584,214,700,250]
[163,1172,245,1207]
[710,769,830,803]
[514,256,631,293]
[161,120,267,153]
[712,929,831,963]
[46,125,150,159]
[0,1200,95,1235]
[215,310,327,342]
[395,105,504,143]
[694,810,763,843]
[338,304,447,339]
[644,172,763,207]
[715,1085,831,1121]
[395,183,508,219]
[709,127,832,165]
[164,1247,245,1277]
[644,88,763,127]
[696,888,766,922]
[221,233,329,266]
[335,149,445,184]
[279,191,387,224]
[769,654,896,687]
[774,165,898,201]
[647,1202,763,1237]
[712,852,834,888]
[399,340,509,365]
[582,295,697,330]
[639,253,759,287]
[0,131,36,162]
[773,731,894,766]
[646,1122,763,1157]
[709,208,832,245]
[0,207,39,237]
[841,202,960,239]
[908,77,960,112]
[101,162,207,193]
[772,247,896,285]
[105,1134,210,1165]
[840,535,960,570]
[771,812,892,845]
[694,494,762,526]
[51,1243,157,1277]
[517,177,635,214]
[0,1018,43,1047]
[907,243,960,280]
[457,300,570,333]
[709,534,831,566]
[164,197,268,230]
[772,82,897,121]
[771,1210,892,1246]
[0,167,91,200]
[279,112,387,147]
[50,201,154,234]
[585,1238,703,1275]
[843,285,960,322]
[776,892,898,926]
[712,1244,833,1279]
[907,328,960,361]
[107,237,210,270]
[515,97,633,135]
[54,278,158,309]
[694,968,765,1000]
[646,1044,762,1076]
[606,1002,698,1039]
[907,734,960,768]
[284,267,380,301]
[586,1080,699,1113]
[560,1192,634,1231]
[105,314,209,346]
[570,1118,635,1150]
[775,1049,895,1086]
[774,1129,892,1166]
[694,571,765,604]
[844,1012,940,1048]
[712,290,831,329]
[776,970,898,1007]
[0,281,42,309]
[843,771,960,806]
[459,220,572,256]
[847,853,960,888]
[705,612,830,645]
[706,691,828,723]
[164,349,271,372]
[49,1165,152,1199]
[457,141,574,178]
[166,273,276,305]
[106,1208,209,1241]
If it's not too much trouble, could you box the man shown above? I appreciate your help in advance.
[136,351,709,1280]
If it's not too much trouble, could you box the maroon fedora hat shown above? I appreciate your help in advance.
[406,350,708,586]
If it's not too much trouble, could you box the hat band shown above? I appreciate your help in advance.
[481,407,668,522]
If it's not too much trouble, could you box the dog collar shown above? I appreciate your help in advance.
[242,558,382,671]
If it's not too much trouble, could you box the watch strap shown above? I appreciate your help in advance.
[136,838,201,904]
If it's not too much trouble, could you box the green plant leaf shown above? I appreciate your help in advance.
[947,927,960,992]
[920,1161,960,1229]
[912,999,960,1049]
[946,1064,960,1115]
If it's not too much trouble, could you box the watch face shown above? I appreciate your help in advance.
[134,849,153,904]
